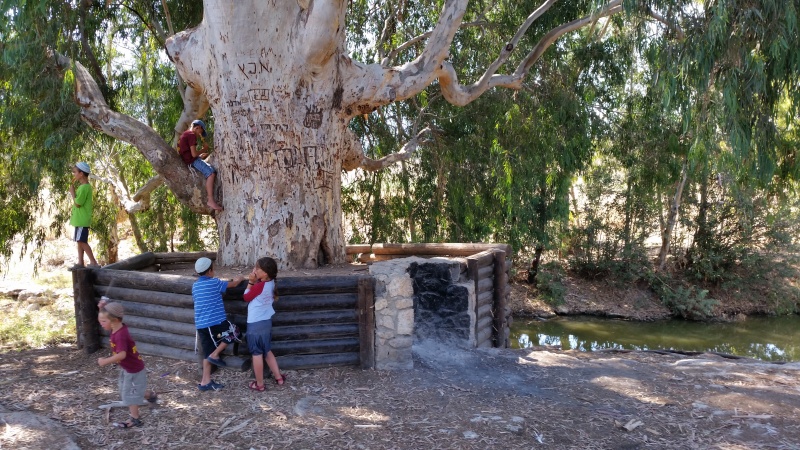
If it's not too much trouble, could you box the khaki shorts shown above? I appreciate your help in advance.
[118,368,147,406]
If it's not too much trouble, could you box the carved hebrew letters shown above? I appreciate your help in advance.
[303,105,323,129]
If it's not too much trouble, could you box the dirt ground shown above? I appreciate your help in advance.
[3,239,800,448]
[1,339,800,449]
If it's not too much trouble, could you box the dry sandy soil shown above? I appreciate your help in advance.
[2,340,800,449]
[2,240,800,448]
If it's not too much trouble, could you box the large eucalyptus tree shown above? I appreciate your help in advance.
[3,0,798,269]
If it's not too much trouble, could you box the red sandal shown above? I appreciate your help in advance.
[248,381,266,392]
[275,374,287,385]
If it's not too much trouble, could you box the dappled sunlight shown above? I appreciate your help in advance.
[337,406,391,425]
[518,349,586,368]
[590,376,672,406]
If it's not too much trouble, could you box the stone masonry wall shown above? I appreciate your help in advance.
[369,257,475,370]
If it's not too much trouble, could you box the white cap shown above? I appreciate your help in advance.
[75,162,91,174]
[195,257,213,273]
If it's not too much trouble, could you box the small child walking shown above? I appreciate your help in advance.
[192,257,246,391]
[97,300,152,428]
[243,257,286,391]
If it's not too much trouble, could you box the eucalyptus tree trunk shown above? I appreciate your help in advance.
[657,160,689,270]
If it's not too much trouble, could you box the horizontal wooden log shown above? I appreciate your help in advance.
[345,244,372,255]
[153,251,216,264]
[271,309,359,326]
[371,243,512,256]
[122,315,197,336]
[158,262,197,272]
[272,323,359,341]
[477,265,494,280]
[101,326,196,350]
[94,270,195,294]
[274,293,358,311]
[477,277,494,294]
[476,315,494,333]
[100,337,194,361]
[476,303,494,322]
[477,289,494,307]
[140,265,160,272]
[196,294,361,317]
[476,326,494,348]
[226,276,364,297]
[102,252,156,271]
[95,286,193,309]
[271,337,360,357]
[94,270,363,297]
[467,250,496,268]
[274,352,360,370]
[114,300,195,324]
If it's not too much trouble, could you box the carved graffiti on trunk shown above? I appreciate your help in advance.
[303,105,323,129]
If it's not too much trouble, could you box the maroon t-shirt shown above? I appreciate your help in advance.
[110,324,145,373]
[178,130,198,164]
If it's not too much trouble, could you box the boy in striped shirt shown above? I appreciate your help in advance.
[192,257,245,391]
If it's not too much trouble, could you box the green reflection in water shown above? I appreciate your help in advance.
[510,315,800,362]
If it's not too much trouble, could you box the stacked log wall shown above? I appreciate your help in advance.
[78,253,374,371]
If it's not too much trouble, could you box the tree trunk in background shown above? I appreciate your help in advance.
[657,161,689,270]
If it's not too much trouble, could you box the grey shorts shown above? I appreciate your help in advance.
[246,319,273,356]
[118,368,147,405]
[190,158,216,178]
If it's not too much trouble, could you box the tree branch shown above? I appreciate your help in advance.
[54,53,212,214]
[358,127,432,172]
[648,7,685,40]
[436,0,624,106]
[381,20,488,66]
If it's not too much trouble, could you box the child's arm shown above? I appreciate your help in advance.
[243,280,264,302]
[226,275,246,289]
[98,350,126,367]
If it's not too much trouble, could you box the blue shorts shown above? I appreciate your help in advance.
[191,159,216,178]
[246,319,273,356]
[74,227,90,243]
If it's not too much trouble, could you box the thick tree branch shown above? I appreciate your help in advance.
[436,0,624,106]
[339,0,467,110]
[54,53,212,214]
[648,7,685,40]
[78,0,108,92]
[358,127,432,171]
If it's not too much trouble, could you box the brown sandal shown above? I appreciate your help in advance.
[248,381,266,392]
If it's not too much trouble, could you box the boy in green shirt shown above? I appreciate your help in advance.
[69,162,99,269]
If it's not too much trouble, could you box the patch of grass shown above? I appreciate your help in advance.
[0,297,76,351]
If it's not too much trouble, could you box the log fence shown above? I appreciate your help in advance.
[73,243,511,371]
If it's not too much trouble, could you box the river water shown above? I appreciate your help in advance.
[510,315,800,362]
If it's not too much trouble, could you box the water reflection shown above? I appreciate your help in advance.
[510,315,800,362]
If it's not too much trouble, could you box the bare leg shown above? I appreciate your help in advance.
[76,242,84,266]
[201,342,227,385]
[205,173,223,211]
[265,351,283,384]
[79,242,98,265]
[129,404,140,420]
[252,354,265,388]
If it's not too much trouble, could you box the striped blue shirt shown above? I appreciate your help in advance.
[192,276,229,329]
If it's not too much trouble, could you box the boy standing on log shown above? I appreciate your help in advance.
[69,162,99,269]
[192,257,245,391]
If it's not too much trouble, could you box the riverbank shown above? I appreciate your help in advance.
[509,262,800,322]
